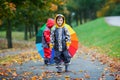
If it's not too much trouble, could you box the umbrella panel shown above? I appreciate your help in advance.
[71,33,79,41]
[65,24,75,35]
[38,50,44,58]
[36,36,42,43]
[69,46,77,57]
[70,40,79,49]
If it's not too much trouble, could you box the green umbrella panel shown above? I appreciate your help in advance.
[36,24,46,44]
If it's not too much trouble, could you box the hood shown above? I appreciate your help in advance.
[55,14,65,28]
[46,18,54,29]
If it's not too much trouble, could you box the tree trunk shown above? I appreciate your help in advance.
[24,25,28,40]
[35,24,38,35]
[67,14,72,26]
[6,18,12,48]
[88,10,92,20]
[75,12,78,26]
[79,12,83,24]
[29,26,32,38]
[83,11,87,23]
[31,25,34,37]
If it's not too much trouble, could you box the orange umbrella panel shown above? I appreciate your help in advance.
[71,33,79,41]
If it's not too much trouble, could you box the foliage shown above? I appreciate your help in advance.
[97,0,120,17]
[0,0,67,48]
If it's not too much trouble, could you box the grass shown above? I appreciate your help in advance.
[0,31,35,41]
[74,17,120,58]
[0,31,24,40]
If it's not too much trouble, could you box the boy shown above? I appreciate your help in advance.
[50,14,71,72]
[42,18,54,65]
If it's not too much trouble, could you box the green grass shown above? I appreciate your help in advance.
[74,18,120,58]
[0,31,35,41]
[0,31,24,40]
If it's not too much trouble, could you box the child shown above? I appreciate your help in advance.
[42,18,54,65]
[50,14,71,72]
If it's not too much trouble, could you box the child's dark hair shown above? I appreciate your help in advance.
[55,14,65,25]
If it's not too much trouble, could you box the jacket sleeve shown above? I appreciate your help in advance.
[50,28,55,46]
[65,27,71,43]
[43,30,50,44]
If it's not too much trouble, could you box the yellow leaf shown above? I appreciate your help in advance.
[41,72,46,78]
[31,76,37,80]
[79,70,83,73]
[65,75,70,80]
[12,72,18,77]
[2,78,6,80]
[38,76,43,80]
[73,78,84,80]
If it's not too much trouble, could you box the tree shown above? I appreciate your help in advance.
[66,0,106,25]
[97,0,120,17]
[0,1,16,48]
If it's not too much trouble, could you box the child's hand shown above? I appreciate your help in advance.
[66,42,71,49]
[49,43,53,49]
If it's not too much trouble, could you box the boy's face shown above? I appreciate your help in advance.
[56,17,64,27]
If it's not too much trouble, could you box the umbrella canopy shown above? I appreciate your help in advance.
[65,24,79,57]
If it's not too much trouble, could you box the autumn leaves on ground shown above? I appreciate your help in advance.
[0,39,120,80]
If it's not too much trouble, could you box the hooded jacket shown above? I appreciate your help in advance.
[50,14,71,51]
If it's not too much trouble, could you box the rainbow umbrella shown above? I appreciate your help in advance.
[65,24,79,57]
[36,24,54,64]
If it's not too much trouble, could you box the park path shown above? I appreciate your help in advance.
[0,46,119,80]
[105,16,120,27]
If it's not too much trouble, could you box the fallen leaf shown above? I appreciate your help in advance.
[104,67,108,71]
[98,77,104,80]
[74,78,84,80]
[65,75,70,80]
[0,72,4,76]
[2,78,6,80]
[12,71,18,77]
[6,68,12,73]
[101,73,105,77]
[31,76,37,80]
[41,72,46,78]
[91,57,95,61]
[109,73,114,76]
[38,76,43,80]
[84,73,90,79]
[79,70,83,73]
[115,74,120,80]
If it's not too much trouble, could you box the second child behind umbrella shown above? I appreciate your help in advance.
[42,18,54,65]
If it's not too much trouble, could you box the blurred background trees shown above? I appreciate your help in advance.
[0,0,120,48]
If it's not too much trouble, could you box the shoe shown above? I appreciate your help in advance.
[65,63,69,72]
[57,67,62,73]
[44,58,50,65]
[56,65,62,73]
